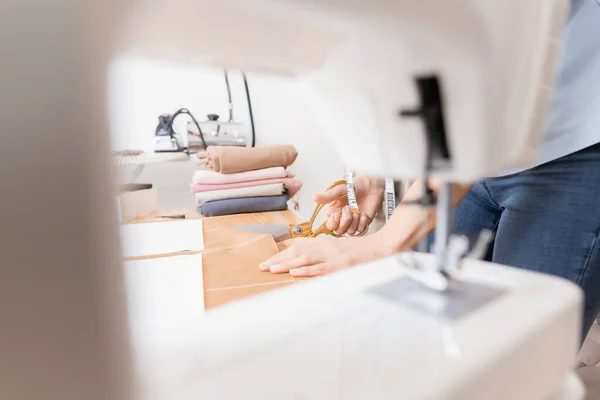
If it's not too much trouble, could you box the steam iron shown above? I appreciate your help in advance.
[153,113,186,153]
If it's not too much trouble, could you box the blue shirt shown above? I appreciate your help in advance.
[536,0,600,166]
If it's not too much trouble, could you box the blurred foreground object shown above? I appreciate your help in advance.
[0,1,584,400]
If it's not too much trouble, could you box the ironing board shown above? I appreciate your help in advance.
[113,151,193,183]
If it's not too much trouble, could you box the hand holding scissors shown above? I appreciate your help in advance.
[232,178,384,241]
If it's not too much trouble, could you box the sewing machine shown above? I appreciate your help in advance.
[0,0,585,399]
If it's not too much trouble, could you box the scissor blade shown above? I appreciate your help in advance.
[230,224,291,243]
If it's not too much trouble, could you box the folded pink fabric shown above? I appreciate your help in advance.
[191,177,303,198]
[192,166,288,185]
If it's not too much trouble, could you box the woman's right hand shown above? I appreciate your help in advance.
[314,175,384,235]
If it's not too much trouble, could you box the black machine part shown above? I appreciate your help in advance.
[399,74,451,208]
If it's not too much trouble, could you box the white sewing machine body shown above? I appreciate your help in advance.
[121,0,568,181]
[0,1,585,400]
[134,253,583,400]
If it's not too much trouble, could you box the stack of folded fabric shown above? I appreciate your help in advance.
[192,145,302,217]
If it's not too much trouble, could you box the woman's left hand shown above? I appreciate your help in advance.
[259,233,392,277]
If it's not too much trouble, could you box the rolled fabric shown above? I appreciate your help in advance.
[198,195,289,217]
[192,166,287,185]
[198,145,298,174]
[195,183,285,206]
[191,177,303,198]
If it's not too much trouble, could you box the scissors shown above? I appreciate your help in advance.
[230,180,367,242]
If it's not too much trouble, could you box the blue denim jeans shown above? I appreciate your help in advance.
[431,143,600,339]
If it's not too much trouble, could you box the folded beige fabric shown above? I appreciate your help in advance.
[197,145,298,174]
[194,183,285,206]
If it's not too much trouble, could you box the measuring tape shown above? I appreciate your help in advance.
[385,177,396,222]
[345,169,360,214]
[347,171,396,221]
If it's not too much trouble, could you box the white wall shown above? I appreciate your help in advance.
[107,55,345,219]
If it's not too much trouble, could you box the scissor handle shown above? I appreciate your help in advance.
[312,221,367,238]
[306,179,367,238]
[306,180,348,227]
[287,198,344,239]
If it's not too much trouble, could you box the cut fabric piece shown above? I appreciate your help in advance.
[202,235,293,309]
[203,228,270,251]
[192,166,287,185]
[198,145,298,174]
[191,177,303,198]
[198,194,289,217]
[195,183,285,206]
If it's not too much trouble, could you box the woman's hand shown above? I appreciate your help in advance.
[315,175,384,235]
[259,233,393,277]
